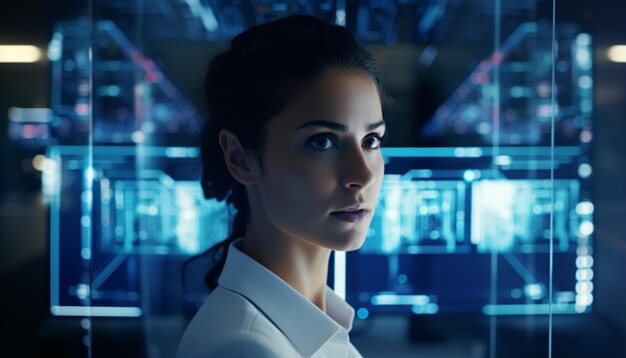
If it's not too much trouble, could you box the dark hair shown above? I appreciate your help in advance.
[185,14,390,291]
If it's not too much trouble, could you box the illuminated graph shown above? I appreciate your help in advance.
[471,179,579,253]
[421,23,593,147]
[46,20,202,147]
[362,177,466,254]
[45,146,230,317]
[340,146,593,317]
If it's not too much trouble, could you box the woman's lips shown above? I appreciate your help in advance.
[330,209,370,223]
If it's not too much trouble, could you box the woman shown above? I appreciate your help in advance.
[177,14,390,358]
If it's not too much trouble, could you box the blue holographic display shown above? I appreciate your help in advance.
[35,9,594,318]
[46,146,593,316]
[337,146,593,317]
[46,146,229,317]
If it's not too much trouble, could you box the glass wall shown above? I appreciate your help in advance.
[24,0,625,357]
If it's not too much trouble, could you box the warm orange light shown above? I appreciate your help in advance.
[0,45,42,63]
[607,45,626,63]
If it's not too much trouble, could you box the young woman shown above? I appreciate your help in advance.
[177,14,390,358]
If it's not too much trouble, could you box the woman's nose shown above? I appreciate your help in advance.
[340,144,377,190]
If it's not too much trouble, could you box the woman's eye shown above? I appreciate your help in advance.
[307,134,336,151]
[366,132,387,149]
[363,135,381,149]
[307,133,387,151]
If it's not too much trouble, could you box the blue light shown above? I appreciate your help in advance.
[184,0,219,32]
[578,163,592,178]
[81,215,90,227]
[272,3,287,11]
[524,283,545,300]
[454,147,483,158]
[576,33,592,46]
[575,48,592,69]
[412,303,439,315]
[463,170,477,182]
[372,294,430,306]
[482,304,580,315]
[63,60,75,72]
[104,85,121,96]
[165,147,191,158]
[580,99,593,113]
[577,75,593,90]
[335,10,346,26]
[51,306,142,317]
[47,33,63,61]
[357,308,369,320]
[333,251,346,299]
[494,155,512,166]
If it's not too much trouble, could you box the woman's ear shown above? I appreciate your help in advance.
[218,129,261,186]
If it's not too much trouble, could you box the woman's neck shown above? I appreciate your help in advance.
[241,229,331,312]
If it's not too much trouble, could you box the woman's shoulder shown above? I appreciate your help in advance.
[177,287,297,357]
[178,328,292,358]
[201,330,290,357]
[184,286,261,334]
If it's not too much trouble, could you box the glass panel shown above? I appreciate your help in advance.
[43,0,95,356]
[32,0,624,356]
[88,2,210,356]
[345,2,565,358]
[87,2,344,356]
[554,1,626,357]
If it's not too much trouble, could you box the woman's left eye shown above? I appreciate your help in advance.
[363,134,383,149]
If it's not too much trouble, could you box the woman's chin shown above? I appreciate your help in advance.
[329,234,367,252]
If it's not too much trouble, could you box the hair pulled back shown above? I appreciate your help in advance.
[189,14,387,290]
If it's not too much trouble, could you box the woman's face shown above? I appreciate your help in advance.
[255,67,385,251]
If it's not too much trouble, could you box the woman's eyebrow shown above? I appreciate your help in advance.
[294,119,386,132]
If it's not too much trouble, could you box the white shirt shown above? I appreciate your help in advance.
[176,238,363,358]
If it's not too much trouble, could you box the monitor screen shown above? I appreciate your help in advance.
[334,146,593,318]
[46,145,229,317]
[46,145,593,317]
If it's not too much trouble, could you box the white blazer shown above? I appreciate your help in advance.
[176,238,363,358]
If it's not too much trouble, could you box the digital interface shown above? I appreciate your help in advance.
[333,18,594,319]
[421,22,593,147]
[335,146,593,318]
[45,146,229,316]
[20,1,593,318]
[43,146,594,317]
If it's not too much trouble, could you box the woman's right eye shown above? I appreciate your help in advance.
[307,134,336,151]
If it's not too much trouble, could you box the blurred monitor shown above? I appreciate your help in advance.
[45,145,593,318]
[45,145,229,317]
[334,147,594,318]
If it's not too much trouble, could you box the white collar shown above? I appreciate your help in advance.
[218,238,355,357]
